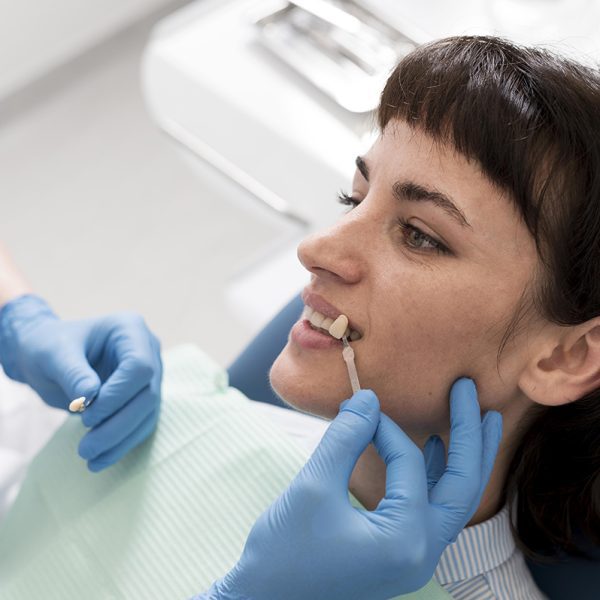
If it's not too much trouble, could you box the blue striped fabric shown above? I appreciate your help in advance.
[435,506,548,599]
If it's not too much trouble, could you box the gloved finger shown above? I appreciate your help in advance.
[82,317,156,428]
[79,384,155,461]
[429,378,483,513]
[478,411,503,499]
[423,435,446,492]
[43,348,101,410]
[302,390,380,496]
[86,408,158,472]
[372,412,427,506]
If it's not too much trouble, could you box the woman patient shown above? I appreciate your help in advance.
[2,35,599,600]
[263,35,600,598]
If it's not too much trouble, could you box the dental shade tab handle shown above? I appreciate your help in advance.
[328,315,361,393]
[342,336,361,393]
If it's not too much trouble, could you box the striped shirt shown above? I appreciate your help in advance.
[253,401,548,600]
[435,505,547,599]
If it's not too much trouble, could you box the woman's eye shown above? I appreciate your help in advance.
[397,218,450,255]
[337,190,360,209]
[335,191,451,256]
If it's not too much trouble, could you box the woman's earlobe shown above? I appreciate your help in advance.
[519,323,600,406]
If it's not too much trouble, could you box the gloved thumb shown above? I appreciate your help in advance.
[45,350,101,410]
[305,389,380,494]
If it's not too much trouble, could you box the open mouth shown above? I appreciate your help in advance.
[301,306,362,341]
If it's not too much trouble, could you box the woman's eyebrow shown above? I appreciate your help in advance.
[393,181,472,229]
[355,155,471,229]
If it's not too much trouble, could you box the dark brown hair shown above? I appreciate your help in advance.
[377,36,600,560]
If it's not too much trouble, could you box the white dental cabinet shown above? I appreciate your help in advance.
[141,0,600,335]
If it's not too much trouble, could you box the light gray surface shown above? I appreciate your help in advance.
[0,9,302,368]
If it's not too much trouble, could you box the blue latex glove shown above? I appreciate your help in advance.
[0,294,162,471]
[195,378,502,600]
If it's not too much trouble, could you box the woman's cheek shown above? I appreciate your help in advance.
[269,349,437,430]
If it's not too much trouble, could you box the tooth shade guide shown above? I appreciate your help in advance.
[342,336,361,393]
[69,397,86,413]
[302,305,360,340]
[328,314,349,339]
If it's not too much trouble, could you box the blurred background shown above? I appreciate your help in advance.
[1,0,599,367]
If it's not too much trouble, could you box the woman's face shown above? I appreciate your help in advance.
[269,120,541,438]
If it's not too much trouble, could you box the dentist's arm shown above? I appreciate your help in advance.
[195,378,502,600]
[0,243,163,472]
[0,241,32,306]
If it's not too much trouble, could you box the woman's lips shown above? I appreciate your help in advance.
[290,320,343,350]
[301,290,362,337]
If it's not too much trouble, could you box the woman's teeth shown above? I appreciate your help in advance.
[301,306,362,341]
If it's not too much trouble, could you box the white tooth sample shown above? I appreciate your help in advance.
[302,306,314,320]
[349,330,361,341]
[328,315,349,339]
[69,397,85,413]
[321,317,334,331]
[309,311,325,328]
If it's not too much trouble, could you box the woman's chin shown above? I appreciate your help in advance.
[269,349,346,419]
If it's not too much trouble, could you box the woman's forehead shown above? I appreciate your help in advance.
[364,123,503,207]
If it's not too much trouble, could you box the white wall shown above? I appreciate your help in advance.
[0,0,180,100]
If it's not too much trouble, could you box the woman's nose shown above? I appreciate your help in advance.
[297,219,365,284]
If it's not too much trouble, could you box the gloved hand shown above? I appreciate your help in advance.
[196,378,502,600]
[0,294,162,472]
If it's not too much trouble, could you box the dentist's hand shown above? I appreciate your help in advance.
[197,379,502,600]
[0,294,162,471]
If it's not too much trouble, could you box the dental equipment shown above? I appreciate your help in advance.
[69,393,97,413]
[327,314,361,393]
[328,313,349,339]
[252,0,419,113]
[341,336,361,393]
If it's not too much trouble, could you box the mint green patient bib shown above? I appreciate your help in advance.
[0,345,449,600]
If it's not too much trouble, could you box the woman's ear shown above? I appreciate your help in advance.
[518,320,600,406]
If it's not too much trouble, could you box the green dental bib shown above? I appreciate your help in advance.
[0,345,449,600]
